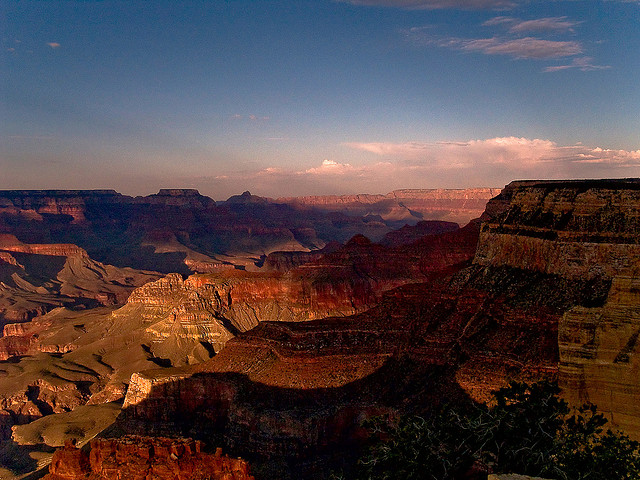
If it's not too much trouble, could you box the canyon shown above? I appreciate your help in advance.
[0,188,496,276]
[1,181,639,479]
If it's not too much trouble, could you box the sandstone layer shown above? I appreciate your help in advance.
[559,264,640,438]
[43,437,254,480]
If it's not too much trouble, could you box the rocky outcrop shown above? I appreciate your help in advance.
[476,179,640,438]
[44,437,253,480]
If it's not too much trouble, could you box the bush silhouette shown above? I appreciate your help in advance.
[355,381,640,480]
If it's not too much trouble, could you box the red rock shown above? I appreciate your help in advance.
[43,436,254,480]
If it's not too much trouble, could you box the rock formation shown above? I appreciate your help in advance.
[478,179,640,438]
[277,188,501,227]
[118,179,640,477]
[43,437,254,480]
[559,264,640,438]
[9,180,640,478]
[0,234,160,328]
[0,188,498,275]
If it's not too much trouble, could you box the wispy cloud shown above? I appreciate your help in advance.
[337,0,517,10]
[462,36,582,59]
[405,28,583,59]
[483,16,581,33]
[544,56,611,72]
[508,17,580,33]
[482,16,516,26]
[344,137,640,172]
[46,42,61,49]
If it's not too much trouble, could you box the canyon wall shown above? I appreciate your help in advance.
[476,179,640,438]
[118,179,640,477]
[277,187,501,227]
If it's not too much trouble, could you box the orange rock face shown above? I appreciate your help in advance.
[44,437,254,480]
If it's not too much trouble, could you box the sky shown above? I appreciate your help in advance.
[1,0,639,199]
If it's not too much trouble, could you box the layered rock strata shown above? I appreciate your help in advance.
[0,234,159,328]
[44,437,254,480]
[119,179,640,477]
[559,264,640,438]
[277,188,501,226]
[478,179,640,438]
[476,179,640,280]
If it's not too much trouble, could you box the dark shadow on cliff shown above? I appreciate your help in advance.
[0,438,54,476]
[111,356,474,480]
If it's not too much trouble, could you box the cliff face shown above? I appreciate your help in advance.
[476,179,640,438]
[277,187,501,227]
[559,264,640,438]
[476,179,640,280]
[0,235,160,330]
[44,437,254,480]
[118,179,640,477]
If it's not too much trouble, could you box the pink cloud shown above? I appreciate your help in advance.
[508,17,579,34]
[405,28,583,59]
[47,42,61,48]
[343,137,640,177]
[169,138,640,198]
[544,56,611,72]
[461,36,582,59]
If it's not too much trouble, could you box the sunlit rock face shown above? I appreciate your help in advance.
[477,179,640,439]
[559,265,640,439]
[476,179,640,280]
[43,437,254,480]
[0,234,160,331]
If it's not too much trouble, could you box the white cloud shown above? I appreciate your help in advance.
[303,159,356,175]
[173,138,640,198]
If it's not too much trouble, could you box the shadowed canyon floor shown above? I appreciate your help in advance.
[1,181,640,479]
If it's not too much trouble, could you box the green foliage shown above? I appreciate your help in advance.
[354,381,640,480]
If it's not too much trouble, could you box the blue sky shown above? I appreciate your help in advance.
[1,0,639,198]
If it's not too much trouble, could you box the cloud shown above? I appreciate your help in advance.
[182,137,640,198]
[406,28,583,59]
[508,17,580,33]
[544,56,611,72]
[47,42,61,48]
[302,159,355,175]
[337,0,517,9]
[462,36,582,59]
[344,137,640,176]
[482,16,516,26]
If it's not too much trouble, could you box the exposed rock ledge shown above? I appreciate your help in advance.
[44,436,254,480]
